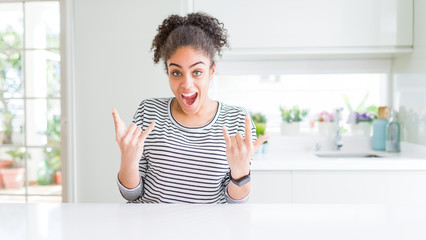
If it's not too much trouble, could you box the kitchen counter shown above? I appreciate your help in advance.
[252,152,426,171]
[1,203,426,240]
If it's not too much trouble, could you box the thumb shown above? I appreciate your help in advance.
[253,135,270,152]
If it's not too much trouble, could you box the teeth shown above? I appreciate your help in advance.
[182,92,197,97]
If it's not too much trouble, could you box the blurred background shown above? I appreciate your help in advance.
[0,0,425,203]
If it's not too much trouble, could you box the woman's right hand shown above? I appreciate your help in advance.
[112,108,155,187]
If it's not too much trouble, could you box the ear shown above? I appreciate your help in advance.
[210,62,216,79]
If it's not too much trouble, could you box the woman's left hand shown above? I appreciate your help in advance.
[222,115,269,180]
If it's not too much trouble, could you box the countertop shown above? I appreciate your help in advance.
[251,152,426,171]
[1,203,426,240]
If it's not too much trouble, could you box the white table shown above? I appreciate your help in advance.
[1,203,426,240]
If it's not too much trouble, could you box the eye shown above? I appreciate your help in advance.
[172,71,182,77]
[193,71,202,77]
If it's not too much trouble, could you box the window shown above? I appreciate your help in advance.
[0,1,61,203]
[211,73,388,136]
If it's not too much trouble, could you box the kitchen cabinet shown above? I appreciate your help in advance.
[292,171,426,204]
[249,171,292,203]
[250,169,426,204]
[193,0,413,58]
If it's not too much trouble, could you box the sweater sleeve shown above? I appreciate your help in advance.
[117,175,143,202]
[224,178,251,204]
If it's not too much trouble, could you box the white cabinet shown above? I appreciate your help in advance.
[293,171,426,204]
[193,0,413,50]
[251,170,426,204]
[249,171,292,203]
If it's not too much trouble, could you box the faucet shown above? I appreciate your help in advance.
[334,107,343,151]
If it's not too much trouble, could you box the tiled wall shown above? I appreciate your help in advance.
[394,74,426,145]
[392,0,426,145]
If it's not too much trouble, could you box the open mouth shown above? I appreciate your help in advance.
[181,92,198,107]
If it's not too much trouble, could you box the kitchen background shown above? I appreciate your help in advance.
[0,0,425,203]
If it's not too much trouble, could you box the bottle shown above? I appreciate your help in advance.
[372,107,389,151]
[386,110,401,152]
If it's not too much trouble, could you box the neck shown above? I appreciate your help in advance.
[171,97,218,127]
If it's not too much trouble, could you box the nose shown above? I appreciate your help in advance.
[181,74,194,89]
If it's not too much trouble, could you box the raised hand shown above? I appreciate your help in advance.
[222,115,269,180]
[112,108,155,187]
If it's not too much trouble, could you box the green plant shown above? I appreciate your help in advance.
[251,112,267,144]
[46,147,61,172]
[251,112,267,124]
[46,115,61,145]
[44,115,61,172]
[1,26,22,144]
[5,148,30,168]
[280,106,309,123]
[344,93,378,124]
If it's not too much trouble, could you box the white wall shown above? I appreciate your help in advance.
[392,0,426,145]
[68,0,423,203]
[72,0,180,202]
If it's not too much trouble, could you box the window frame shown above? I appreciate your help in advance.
[0,0,69,203]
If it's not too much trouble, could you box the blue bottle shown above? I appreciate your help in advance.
[372,119,388,150]
[386,110,401,153]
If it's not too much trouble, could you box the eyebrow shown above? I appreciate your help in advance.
[168,61,205,68]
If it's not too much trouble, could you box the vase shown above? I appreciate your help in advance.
[55,171,62,185]
[317,122,335,136]
[0,168,25,189]
[280,122,300,135]
[0,160,13,188]
[350,122,372,136]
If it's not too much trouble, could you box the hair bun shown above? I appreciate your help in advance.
[185,12,228,56]
[151,12,229,68]
[152,15,186,63]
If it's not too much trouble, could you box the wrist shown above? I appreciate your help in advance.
[230,169,250,180]
[229,170,251,187]
[121,156,139,170]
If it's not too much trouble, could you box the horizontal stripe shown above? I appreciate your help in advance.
[127,97,256,204]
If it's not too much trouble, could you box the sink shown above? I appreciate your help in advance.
[314,152,383,158]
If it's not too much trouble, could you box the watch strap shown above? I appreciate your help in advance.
[230,170,251,187]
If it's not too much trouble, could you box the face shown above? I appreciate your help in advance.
[167,46,215,116]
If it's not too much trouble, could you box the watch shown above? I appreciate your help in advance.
[230,170,251,187]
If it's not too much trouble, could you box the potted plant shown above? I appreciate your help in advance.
[0,157,13,188]
[0,148,27,189]
[37,147,60,185]
[251,112,268,154]
[39,115,61,185]
[344,93,377,136]
[316,111,335,136]
[348,111,377,136]
[279,105,308,135]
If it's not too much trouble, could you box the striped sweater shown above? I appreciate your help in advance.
[117,97,256,203]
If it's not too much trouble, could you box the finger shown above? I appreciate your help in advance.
[112,108,124,132]
[244,115,253,143]
[253,135,270,152]
[112,108,127,135]
[139,121,156,142]
[132,127,142,145]
[231,135,238,150]
[222,125,231,148]
[235,132,244,149]
[124,123,137,142]
[120,118,126,131]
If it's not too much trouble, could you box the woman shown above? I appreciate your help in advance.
[112,12,268,203]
